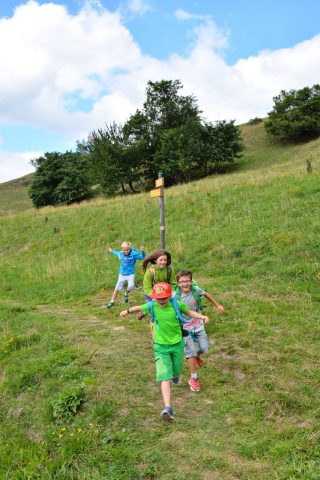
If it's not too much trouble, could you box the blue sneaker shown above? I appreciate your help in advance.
[123,291,129,303]
[160,406,174,421]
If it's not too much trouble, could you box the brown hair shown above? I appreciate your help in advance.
[176,270,193,282]
[142,249,172,272]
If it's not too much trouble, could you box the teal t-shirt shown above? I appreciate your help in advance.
[141,300,189,345]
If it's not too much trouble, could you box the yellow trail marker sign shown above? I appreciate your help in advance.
[150,173,166,248]
[150,188,163,198]
[155,177,164,188]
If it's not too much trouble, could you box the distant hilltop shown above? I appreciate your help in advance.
[0,172,34,187]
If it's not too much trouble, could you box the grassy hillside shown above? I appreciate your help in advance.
[0,173,34,214]
[1,122,320,479]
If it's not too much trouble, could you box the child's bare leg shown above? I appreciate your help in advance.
[161,380,171,407]
[149,321,154,341]
[188,356,201,392]
[188,357,197,375]
[111,289,119,301]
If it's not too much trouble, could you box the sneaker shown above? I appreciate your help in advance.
[171,376,180,385]
[188,377,201,392]
[160,406,174,421]
[123,291,129,303]
[196,356,204,367]
[105,301,115,309]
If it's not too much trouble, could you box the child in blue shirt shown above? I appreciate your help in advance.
[104,241,145,308]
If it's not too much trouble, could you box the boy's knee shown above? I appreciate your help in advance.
[199,346,209,354]
[198,341,209,354]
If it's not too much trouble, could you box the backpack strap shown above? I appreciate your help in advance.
[191,284,202,311]
[170,298,189,338]
[147,300,159,329]
[150,266,155,286]
[174,285,181,302]
[166,265,172,283]
[170,298,183,323]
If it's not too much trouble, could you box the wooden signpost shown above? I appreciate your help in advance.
[150,173,166,249]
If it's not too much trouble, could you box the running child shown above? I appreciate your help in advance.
[104,241,145,308]
[120,282,209,421]
[175,270,225,392]
[138,249,176,325]
[142,249,176,300]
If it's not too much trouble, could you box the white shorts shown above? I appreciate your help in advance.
[115,273,135,291]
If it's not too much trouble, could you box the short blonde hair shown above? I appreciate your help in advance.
[121,241,132,249]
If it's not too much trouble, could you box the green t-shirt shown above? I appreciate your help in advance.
[143,265,176,296]
[141,300,189,345]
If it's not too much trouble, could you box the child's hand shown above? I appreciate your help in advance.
[202,316,209,324]
[108,247,112,253]
[216,304,225,314]
[120,310,128,317]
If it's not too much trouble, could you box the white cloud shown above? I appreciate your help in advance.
[0,1,320,182]
[124,0,151,16]
[0,151,38,183]
[0,0,142,128]
[174,8,208,21]
[175,9,229,52]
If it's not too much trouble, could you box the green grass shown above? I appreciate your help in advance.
[1,123,320,479]
[0,173,34,214]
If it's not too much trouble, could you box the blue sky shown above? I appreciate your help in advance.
[0,0,320,182]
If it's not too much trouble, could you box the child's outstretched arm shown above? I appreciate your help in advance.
[205,292,225,314]
[120,306,143,317]
[136,246,145,260]
[186,309,209,324]
[108,247,120,257]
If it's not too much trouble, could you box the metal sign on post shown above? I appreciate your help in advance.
[150,172,166,249]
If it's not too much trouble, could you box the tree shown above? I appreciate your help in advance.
[201,120,244,175]
[86,122,143,195]
[265,84,320,141]
[139,79,203,181]
[86,79,244,193]
[28,151,92,208]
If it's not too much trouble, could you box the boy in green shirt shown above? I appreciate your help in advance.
[120,282,209,421]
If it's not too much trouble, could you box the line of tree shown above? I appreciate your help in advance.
[29,79,244,207]
[81,79,244,196]
[28,80,320,208]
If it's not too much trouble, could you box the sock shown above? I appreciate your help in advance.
[191,373,198,380]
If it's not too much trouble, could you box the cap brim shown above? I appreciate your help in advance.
[151,294,171,299]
